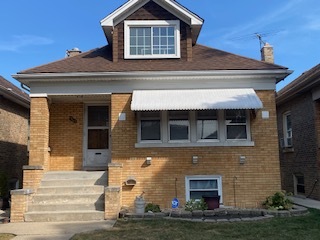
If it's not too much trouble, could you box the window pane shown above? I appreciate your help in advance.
[190,191,218,200]
[141,120,160,141]
[226,109,246,123]
[88,106,109,127]
[88,129,108,149]
[197,110,218,140]
[227,125,247,139]
[170,120,189,140]
[286,114,292,129]
[168,27,174,36]
[169,111,189,140]
[197,120,218,139]
[190,180,217,189]
[130,27,151,55]
[152,26,175,55]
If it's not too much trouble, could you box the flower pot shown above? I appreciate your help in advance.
[203,196,220,210]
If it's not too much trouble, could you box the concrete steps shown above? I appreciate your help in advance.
[24,171,107,222]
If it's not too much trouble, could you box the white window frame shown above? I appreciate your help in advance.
[136,110,254,148]
[283,111,292,147]
[124,20,181,59]
[185,175,223,204]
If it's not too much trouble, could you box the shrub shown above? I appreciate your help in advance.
[263,191,293,210]
[145,203,161,213]
[185,199,208,212]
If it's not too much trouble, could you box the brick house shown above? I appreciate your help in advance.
[0,76,29,192]
[277,64,320,200]
[11,0,292,222]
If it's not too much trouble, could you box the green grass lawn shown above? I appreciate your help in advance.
[71,208,320,240]
[0,233,15,240]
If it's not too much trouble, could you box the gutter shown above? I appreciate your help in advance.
[13,69,292,85]
[0,85,30,109]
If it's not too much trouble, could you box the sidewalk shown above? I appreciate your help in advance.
[289,196,320,210]
[0,216,115,240]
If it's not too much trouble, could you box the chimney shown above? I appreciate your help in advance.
[261,43,274,64]
[66,47,81,58]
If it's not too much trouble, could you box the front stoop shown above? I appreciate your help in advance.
[24,171,107,222]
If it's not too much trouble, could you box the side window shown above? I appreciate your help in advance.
[225,109,247,140]
[283,112,292,147]
[140,111,161,141]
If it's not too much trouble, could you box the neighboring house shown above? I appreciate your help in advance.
[277,64,320,200]
[11,0,291,221]
[0,76,29,191]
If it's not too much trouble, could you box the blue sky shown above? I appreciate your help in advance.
[1,0,319,91]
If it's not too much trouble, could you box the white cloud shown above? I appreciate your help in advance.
[220,0,304,44]
[0,35,54,52]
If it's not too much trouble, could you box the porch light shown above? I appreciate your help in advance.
[239,155,246,165]
[192,156,198,164]
[146,157,152,165]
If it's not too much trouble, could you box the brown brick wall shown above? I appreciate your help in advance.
[111,91,281,209]
[114,1,190,62]
[277,92,320,200]
[0,96,29,188]
[49,103,84,170]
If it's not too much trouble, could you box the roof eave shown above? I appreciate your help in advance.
[0,87,30,109]
[277,71,320,105]
[13,69,292,86]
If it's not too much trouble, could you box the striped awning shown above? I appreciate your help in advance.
[131,88,263,111]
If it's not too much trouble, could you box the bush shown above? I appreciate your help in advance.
[145,203,161,213]
[263,191,293,210]
[185,199,208,212]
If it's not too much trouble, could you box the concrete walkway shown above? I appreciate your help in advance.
[0,218,115,240]
[289,196,320,210]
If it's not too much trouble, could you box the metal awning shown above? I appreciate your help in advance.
[131,88,263,111]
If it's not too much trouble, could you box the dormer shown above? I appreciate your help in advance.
[100,0,203,62]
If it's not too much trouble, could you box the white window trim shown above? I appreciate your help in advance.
[136,110,254,147]
[124,20,181,59]
[283,111,292,147]
[185,175,223,204]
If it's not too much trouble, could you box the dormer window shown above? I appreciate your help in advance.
[124,20,180,59]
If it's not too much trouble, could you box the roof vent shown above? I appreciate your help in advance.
[66,47,82,58]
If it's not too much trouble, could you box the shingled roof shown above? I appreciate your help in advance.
[277,64,320,105]
[19,44,287,74]
[0,76,29,108]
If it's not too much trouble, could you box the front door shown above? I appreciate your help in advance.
[84,105,110,169]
